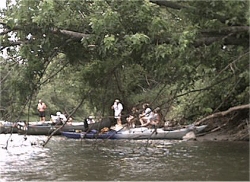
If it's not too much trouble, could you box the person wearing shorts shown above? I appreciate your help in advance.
[37,99,47,122]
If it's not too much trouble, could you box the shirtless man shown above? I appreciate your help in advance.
[37,99,47,122]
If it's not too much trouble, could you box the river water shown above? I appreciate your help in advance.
[0,134,249,181]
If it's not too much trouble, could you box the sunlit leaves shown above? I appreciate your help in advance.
[124,33,150,51]
[103,34,117,51]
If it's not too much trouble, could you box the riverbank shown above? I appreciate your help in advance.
[193,104,249,142]
[196,120,249,142]
[196,130,242,142]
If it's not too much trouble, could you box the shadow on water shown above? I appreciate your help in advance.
[0,134,249,181]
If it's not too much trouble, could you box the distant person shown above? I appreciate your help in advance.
[51,111,67,125]
[83,116,95,131]
[126,107,139,128]
[141,107,164,127]
[37,99,47,122]
[111,99,123,126]
[139,103,153,126]
[64,113,73,125]
[87,116,95,124]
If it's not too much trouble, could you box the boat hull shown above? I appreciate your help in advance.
[61,125,207,140]
[17,118,112,135]
[0,121,18,134]
[17,123,85,135]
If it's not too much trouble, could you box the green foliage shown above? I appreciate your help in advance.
[0,0,249,122]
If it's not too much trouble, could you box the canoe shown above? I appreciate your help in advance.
[61,125,207,140]
[17,118,112,135]
[0,121,18,134]
[17,122,85,135]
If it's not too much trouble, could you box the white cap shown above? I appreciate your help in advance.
[56,112,61,116]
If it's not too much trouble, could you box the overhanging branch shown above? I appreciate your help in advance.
[50,28,90,41]
[149,0,243,25]
[150,0,191,10]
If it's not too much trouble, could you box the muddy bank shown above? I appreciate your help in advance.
[195,118,249,142]
[189,104,249,142]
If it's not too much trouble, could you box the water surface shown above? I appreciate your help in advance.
[0,134,249,181]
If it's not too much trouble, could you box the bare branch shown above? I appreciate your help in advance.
[201,26,250,35]
[50,28,90,40]
[0,40,28,51]
[195,104,250,125]
[149,0,245,25]
[150,0,190,10]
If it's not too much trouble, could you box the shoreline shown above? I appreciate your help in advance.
[196,130,249,142]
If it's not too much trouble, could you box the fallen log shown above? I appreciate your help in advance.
[195,104,250,125]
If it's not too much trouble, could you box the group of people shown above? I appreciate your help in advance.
[38,98,164,128]
[37,99,72,125]
[111,99,164,128]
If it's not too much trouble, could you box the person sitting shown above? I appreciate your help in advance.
[139,103,154,126]
[141,107,164,128]
[87,116,95,124]
[126,107,139,128]
[64,113,73,125]
[83,116,95,132]
[51,111,67,125]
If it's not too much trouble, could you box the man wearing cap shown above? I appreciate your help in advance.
[111,99,123,126]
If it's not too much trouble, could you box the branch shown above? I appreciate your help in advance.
[200,26,249,35]
[0,22,90,41]
[195,104,250,125]
[165,76,231,104]
[0,40,28,51]
[150,0,191,10]
[193,35,249,47]
[50,28,90,40]
[42,96,86,147]
[149,0,244,25]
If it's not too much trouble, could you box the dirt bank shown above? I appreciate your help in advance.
[190,104,249,142]
[195,118,249,142]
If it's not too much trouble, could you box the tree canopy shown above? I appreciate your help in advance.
[0,0,249,123]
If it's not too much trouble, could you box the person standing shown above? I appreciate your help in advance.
[37,99,47,122]
[111,99,123,126]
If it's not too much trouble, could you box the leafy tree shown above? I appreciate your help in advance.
[0,0,249,123]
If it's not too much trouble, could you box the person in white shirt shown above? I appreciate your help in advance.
[111,99,123,126]
[139,103,154,126]
[51,111,67,125]
[87,116,95,124]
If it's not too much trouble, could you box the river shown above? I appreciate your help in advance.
[0,134,249,181]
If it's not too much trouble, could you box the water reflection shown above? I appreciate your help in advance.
[0,134,249,181]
